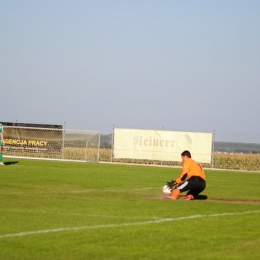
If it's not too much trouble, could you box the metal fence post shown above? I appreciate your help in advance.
[62,122,66,160]
[211,130,215,168]
[111,125,114,162]
[161,127,164,166]
[97,132,100,162]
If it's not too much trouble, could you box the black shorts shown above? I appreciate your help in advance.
[176,176,206,197]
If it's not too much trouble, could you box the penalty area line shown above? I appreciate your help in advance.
[0,210,260,239]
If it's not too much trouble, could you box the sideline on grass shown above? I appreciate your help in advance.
[0,210,259,239]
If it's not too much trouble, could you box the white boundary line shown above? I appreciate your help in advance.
[1,210,259,239]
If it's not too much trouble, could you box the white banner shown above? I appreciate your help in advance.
[114,128,212,163]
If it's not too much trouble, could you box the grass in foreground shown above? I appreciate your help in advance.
[0,159,260,260]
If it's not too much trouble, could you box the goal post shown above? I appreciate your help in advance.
[3,126,100,162]
[62,129,100,161]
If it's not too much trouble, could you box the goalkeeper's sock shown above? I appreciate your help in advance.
[0,152,2,162]
[171,189,180,199]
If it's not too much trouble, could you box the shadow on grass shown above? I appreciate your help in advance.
[194,195,208,200]
[3,161,19,166]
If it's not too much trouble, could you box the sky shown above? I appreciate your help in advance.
[1,0,260,142]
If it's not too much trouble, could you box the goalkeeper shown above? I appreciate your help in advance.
[165,150,206,200]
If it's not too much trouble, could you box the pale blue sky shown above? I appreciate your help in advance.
[1,0,260,142]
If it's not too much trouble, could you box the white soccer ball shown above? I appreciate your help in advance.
[162,185,172,195]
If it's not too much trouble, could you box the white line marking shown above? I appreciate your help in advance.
[0,210,259,239]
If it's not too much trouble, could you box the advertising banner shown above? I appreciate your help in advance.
[1,122,63,152]
[114,128,212,163]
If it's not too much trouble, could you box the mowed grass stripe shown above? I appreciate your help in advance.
[0,187,159,195]
[1,210,259,239]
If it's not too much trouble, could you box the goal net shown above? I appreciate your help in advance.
[3,126,100,162]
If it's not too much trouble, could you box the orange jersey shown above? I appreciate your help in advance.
[176,158,206,184]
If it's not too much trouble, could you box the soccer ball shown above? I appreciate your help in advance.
[162,185,172,195]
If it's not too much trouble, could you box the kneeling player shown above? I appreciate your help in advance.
[165,150,206,200]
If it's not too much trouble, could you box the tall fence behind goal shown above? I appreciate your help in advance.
[3,126,100,162]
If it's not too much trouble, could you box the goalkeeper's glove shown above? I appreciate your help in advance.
[166,180,176,189]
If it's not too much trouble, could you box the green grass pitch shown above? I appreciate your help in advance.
[0,159,260,259]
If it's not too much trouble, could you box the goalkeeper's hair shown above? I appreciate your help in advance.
[181,150,191,158]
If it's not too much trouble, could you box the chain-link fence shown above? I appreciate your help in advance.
[3,125,260,170]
